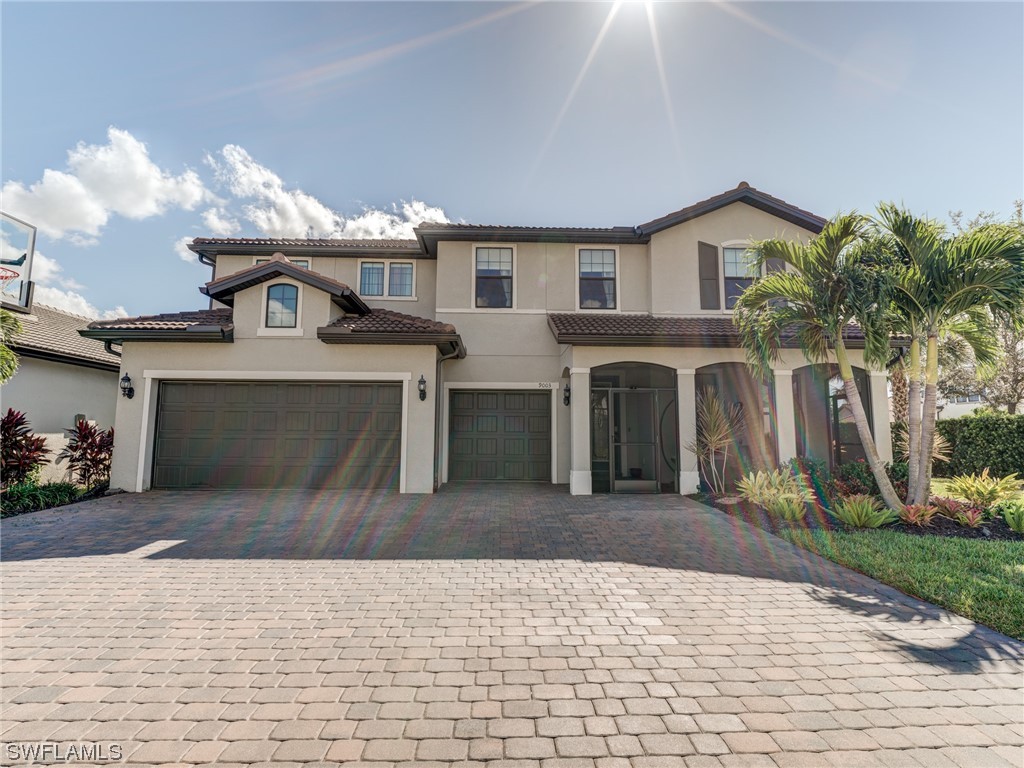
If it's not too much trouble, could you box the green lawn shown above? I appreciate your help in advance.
[779,528,1024,640]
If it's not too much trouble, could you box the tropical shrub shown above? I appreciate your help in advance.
[936,414,1024,478]
[829,459,877,498]
[899,504,939,527]
[737,469,813,520]
[787,457,831,506]
[1,409,49,488]
[687,387,745,496]
[828,494,898,528]
[931,496,969,517]
[952,507,986,528]
[1,481,80,516]
[945,468,1022,511]
[992,498,1024,534]
[56,420,114,489]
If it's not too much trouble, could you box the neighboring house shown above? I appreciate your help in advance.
[938,392,986,420]
[4,304,120,482]
[81,183,892,495]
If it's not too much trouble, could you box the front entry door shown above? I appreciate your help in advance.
[611,390,660,493]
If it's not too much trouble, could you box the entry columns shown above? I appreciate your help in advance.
[569,368,592,495]
[868,370,893,462]
[677,368,700,494]
[773,369,797,464]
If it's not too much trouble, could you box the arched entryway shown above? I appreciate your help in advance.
[793,364,873,468]
[695,363,778,488]
[590,363,679,493]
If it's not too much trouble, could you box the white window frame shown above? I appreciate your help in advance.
[575,246,620,313]
[257,278,303,337]
[253,256,310,269]
[357,259,418,300]
[471,244,517,311]
[720,239,761,313]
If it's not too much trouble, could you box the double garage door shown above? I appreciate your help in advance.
[449,390,551,481]
[153,381,401,489]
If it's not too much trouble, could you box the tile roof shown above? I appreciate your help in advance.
[191,237,419,248]
[548,313,867,348]
[415,223,637,234]
[86,308,234,332]
[636,181,826,235]
[12,304,121,368]
[326,308,458,336]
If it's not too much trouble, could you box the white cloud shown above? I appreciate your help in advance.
[207,144,448,239]
[2,127,210,241]
[175,236,196,263]
[21,249,125,319]
[201,207,240,236]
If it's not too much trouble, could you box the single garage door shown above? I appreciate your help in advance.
[153,381,402,489]
[449,390,550,481]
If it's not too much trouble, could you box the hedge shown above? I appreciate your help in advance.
[935,414,1024,478]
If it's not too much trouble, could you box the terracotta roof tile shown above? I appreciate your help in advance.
[327,308,457,335]
[87,308,234,332]
[191,237,419,248]
[13,304,121,367]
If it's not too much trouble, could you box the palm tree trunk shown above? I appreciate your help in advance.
[906,339,922,504]
[913,334,940,505]
[836,342,903,511]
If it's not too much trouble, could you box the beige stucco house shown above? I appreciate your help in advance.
[82,183,892,495]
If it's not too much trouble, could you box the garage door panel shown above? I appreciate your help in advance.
[449,390,550,482]
[154,381,401,489]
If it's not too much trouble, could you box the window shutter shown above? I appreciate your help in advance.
[766,257,786,274]
[698,242,721,310]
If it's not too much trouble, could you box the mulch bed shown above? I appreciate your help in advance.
[692,493,1024,542]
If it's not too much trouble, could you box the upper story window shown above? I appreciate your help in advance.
[723,247,756,309]
[579,249,617,310]
[475,247,513,308]
[256,257,309,269]
[266,284,298,328]
[359,261,415,298]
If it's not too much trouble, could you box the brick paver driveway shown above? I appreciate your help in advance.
[2,485,1021,767]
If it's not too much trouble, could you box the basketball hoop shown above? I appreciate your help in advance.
[0,266,18,291]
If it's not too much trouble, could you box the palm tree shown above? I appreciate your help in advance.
[734,214,903,510]
[876,204,1024,504]
[0,308,21,384]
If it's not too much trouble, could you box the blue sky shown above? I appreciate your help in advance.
[2,1,1021,318]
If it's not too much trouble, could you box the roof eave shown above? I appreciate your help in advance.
[12,345,120,372]
[317,327,466,356]
[188,242,425,259]
[637,190,826,236]
[79,327,234,344]
[414,226,648,257]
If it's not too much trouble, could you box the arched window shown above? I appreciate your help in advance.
[266,284,298,328]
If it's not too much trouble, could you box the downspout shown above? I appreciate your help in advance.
[103,340,122,358]
[196,252,216,309]
[433,345,464,491]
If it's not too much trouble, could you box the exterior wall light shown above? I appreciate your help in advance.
[119,373,135,399]
[418,374,427,401]
[563,382,571,406]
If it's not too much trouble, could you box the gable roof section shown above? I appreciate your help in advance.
[189,237,423,259]
[318,309,466,357]
[80,309,234,343]
[636,182,826,236]
[200,254,369,315]
[548,312,868,349]
[415,223,645,257]
[13,304,121,370]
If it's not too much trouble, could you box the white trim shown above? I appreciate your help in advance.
[138,371,413,492]
[676,368,696,375]
[471,243,517,311]
[867,370,888,378]
[260,278,302,333]
[575,245,621,313]
[569,470,592,495]
[440,381,558,485]
[773,369,794,377]
[569,367,590,376]
[357,258,417,300]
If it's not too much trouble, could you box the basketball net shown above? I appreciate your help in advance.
[0,266,20,299]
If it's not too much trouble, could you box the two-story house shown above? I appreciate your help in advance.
[82,183,892,495]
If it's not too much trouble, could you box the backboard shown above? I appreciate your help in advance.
[0,212,36,310]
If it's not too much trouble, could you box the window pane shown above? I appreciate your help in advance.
[360,262,384,295]
[580,249,615,277]
[476,248,512,307]
[266,284,298,328]
[724,277,753,309]
[389,263,413,296]
[723,247,755,278]
[580,279,616,309]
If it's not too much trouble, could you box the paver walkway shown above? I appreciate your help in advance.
[1,484,1021,767]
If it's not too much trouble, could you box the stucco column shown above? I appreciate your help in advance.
[773,369,797,465]
[869,370,893,462]
[677,369,700,494]
[569,368,592,495]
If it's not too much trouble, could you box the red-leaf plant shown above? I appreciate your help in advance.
[1,409,50,488]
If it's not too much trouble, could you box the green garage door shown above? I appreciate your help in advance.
[449,390,551,481]
[153,381,402,489]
